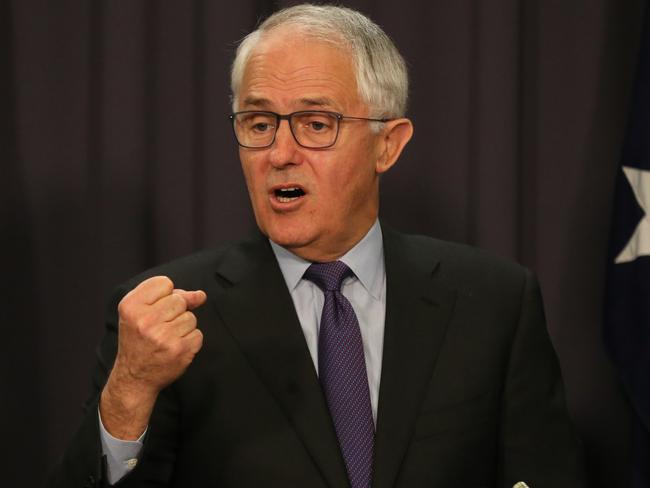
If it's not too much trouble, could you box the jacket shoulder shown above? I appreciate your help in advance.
[385,227,531,293]
[115,234,268,295]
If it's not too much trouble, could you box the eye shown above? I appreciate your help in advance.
[308,120,328,131]
[252,122,271,133]
[239,113,276,133]
[299,113,335,133]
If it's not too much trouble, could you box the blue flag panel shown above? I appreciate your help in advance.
[605,4,650,487]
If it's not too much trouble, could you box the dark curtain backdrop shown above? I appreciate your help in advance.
[1,0,644,486]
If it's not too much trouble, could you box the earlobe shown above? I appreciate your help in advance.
[376,118,414,174]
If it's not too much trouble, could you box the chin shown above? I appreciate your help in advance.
[258,218,308,246]
[267,229,313,251]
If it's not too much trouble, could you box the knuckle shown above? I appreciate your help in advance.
[172,293,188,311]
[168,341,184,358]
[117,296,134,318]
[133,314,147,329]
[181,310,196,324]
[117,304,129,322]
[191,330,204,351]
[118,306,139,327]
[161,294,181,315]
[157,276,174,293]
[140,275,174,298]
[150,330,169,350]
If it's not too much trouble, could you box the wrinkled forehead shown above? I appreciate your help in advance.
[239,27,363,112]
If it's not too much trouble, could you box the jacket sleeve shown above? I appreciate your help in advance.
[47,280,184,488]
[498,270,587,487]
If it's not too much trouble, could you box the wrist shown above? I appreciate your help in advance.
[107,359,160,403]
[99,366,159,440]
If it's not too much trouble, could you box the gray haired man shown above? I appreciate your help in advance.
[51,5,586,488]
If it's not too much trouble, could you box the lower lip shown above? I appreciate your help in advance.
[269,193,306,212]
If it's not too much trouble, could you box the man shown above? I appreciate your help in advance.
[50,4,586,488]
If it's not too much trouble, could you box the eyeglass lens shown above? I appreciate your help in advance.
[233,111,339,148]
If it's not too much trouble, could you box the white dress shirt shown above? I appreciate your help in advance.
[269,219,386,422]
[99,220,387,483]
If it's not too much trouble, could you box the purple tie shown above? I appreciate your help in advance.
[304,261,375,488]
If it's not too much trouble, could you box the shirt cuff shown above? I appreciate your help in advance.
[98,408,146,485]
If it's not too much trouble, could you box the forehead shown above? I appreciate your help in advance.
[239,28,362,112]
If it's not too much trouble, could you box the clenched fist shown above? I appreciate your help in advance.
[99,276,207,440]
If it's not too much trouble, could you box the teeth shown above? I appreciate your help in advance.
[274,187,304,203]
[277,196,298,202]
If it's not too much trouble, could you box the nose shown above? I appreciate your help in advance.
[268,119,301,168]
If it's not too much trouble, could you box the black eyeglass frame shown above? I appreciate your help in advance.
[229,110,393,149]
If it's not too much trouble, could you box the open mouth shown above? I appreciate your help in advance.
[274,187,306,203]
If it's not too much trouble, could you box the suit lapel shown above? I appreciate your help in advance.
[373,226,457,488]
[209,235,349,488]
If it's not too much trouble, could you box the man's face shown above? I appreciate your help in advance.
[236,29,387,261]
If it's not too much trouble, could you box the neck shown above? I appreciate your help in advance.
[283,219,378,263]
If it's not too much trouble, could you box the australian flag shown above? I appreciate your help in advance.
[604,4,650,487]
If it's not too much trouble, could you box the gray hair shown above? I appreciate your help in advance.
[230,4,409,119]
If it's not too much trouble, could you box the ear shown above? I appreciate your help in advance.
[375,118,414,174]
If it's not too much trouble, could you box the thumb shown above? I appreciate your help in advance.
[173,289,207,310]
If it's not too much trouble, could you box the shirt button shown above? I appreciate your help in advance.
[125,458,138,469]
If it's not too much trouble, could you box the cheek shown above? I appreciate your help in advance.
[240,157,263,192]
[319,161,373,212]
[341,148,377,187]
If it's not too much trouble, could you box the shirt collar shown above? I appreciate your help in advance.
[269,220,384,300]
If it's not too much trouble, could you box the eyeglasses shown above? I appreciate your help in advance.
[229,110,392,149]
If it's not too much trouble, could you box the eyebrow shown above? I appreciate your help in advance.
[240,96,339,111]
[241,97,271,108]
[298,97,336,108]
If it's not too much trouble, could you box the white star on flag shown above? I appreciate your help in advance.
[615,166,650,263]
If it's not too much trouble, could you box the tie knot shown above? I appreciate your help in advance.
[304,261,354,292]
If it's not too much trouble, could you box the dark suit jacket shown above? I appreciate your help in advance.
[50,226,586,488]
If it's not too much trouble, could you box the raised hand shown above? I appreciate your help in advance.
[99,276,207,440]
